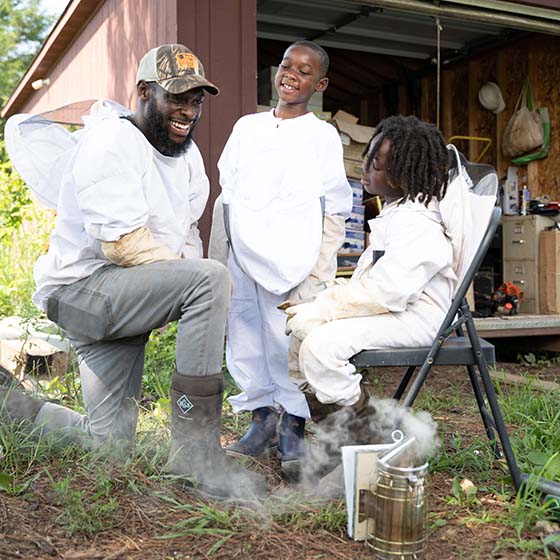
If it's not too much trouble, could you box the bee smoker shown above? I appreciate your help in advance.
[367,436,429,559]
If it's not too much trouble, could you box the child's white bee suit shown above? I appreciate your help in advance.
[289,145,497,406]
[216,110,352,417]
[291,198,456,406]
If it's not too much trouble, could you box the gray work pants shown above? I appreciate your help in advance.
[36,259,230,444]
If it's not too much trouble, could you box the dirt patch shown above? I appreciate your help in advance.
[1,362,557,559]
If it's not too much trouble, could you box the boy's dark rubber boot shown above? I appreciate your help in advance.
[278,412,306,482]
[226,406,278,457]
[167,372,268,502]
[0,387,45,424]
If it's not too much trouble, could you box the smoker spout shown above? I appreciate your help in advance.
[378,436,416,466]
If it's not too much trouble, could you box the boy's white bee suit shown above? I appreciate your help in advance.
[215,110,352,417]
[287,145,497,407]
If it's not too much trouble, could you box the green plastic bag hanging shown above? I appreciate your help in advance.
[511,107,550,165]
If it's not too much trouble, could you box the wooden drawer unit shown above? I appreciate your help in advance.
[502,215,556,314]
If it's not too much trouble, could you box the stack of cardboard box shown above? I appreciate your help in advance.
[330,111,376,271]
[539,228,560,314]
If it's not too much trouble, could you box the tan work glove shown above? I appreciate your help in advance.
[208,194,229,267]
[285,278,389,340]
[101,227,179,267]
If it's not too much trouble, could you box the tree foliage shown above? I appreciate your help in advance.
[0,0,54,143]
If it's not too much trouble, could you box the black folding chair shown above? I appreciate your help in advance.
[350,206,528,489]
[351,205,560,497]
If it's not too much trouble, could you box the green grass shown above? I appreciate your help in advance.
[0,183,54,318]
[1,194,559,556]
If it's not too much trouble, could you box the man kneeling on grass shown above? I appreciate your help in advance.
[1,44,265,502]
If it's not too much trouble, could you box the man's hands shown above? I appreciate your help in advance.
[101,227,179,267]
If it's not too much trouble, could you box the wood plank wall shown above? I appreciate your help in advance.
[420,34,560,200]
[178,0,257,251]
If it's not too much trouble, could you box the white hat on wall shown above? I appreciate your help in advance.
[478,82,506,114]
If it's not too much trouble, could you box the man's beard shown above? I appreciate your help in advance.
[145,101,196,157]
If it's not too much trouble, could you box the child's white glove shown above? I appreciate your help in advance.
[285,280,390,340]
[285,300,331,340]
[208,194,229,266]
[285,214,346,305]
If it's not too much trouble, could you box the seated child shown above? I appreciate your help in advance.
[286,115,456,423]
[210,40,352,477]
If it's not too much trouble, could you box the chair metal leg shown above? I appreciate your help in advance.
[465,363,501,457]
[453,325,500,456]
[402,359,433,407]
[393,366,416,401]
[463,314,522,491]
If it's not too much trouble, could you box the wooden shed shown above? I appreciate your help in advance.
[2,0,560,337]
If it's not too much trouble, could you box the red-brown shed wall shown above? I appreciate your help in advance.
[177,0,257,249]
[20,0,179,115]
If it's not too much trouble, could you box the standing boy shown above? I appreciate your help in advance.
[212,41,352,477]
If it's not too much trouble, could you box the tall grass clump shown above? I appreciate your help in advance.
[0,159,54,318]
[495,372,560,482]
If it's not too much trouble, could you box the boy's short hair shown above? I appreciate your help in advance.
[289,41,329,77]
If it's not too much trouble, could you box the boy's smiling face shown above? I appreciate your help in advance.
[274,45,328,107]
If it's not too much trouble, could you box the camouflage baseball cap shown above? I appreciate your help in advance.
[136,44,219,95]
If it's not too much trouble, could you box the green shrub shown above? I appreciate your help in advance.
[0,158,54,317]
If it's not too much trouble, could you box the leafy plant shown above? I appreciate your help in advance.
[142,323,178,398]
[446,476,480,507]
[0,160,54,317]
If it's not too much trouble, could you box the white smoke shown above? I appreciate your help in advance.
[300,397,439,495]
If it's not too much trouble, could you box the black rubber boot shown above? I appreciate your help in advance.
[0,387,45,425]
[278,412,306,481]
[226,407,278,457]
[167,372,268,502]
[301,386,374,486]
[304,391,343,424]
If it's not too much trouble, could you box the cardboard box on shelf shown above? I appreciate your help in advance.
[331,110,375,162]
[314,111,332,121]
[337,252,361,275]
[346,204,365,231]
[342,229,365,253]
[539,229,560,314]
[344,158,363,180]
[333,110,358,124]
[348,178,363,205]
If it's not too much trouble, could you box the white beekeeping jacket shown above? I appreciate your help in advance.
[6,100,209,310]
[218,110,351,295]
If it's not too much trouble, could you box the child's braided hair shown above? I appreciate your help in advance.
[363,115,449,205]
